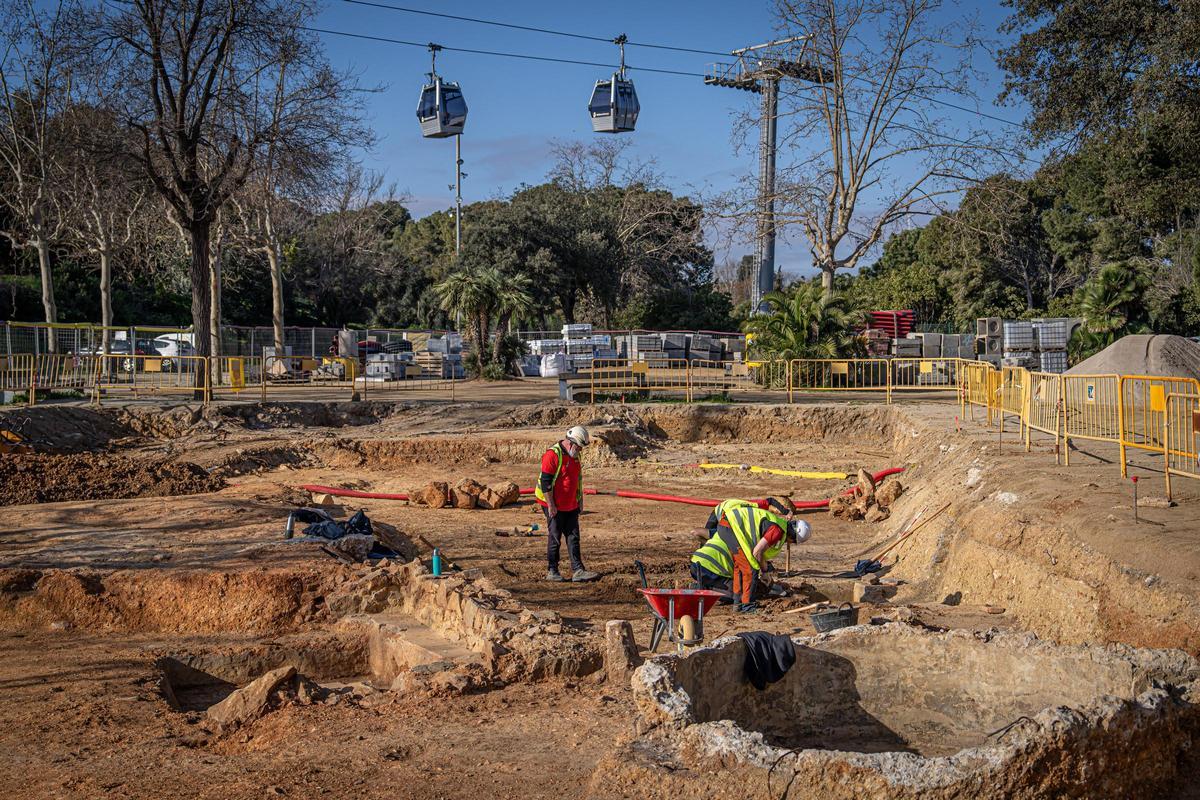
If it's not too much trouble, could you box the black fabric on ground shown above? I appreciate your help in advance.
[736,631,796,690]
[301,508,373,541]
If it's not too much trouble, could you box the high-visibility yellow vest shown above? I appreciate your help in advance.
[534,443,582,505]
[724,504,788,571]
[691,530,736,578]
[692,502,788,576]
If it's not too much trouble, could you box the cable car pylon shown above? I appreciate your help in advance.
[704,36,825,313]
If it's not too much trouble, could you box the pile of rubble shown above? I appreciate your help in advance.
[827,468,903,522]
[410,478,522,510]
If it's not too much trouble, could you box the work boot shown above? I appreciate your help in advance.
[735,602,759,614]
[571,569,600,583]
[546,569,564,582]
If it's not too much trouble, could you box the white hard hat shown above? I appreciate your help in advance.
[565,425,591,447]
[789,519,812,544]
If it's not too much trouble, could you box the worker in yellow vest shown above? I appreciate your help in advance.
[690,498,811,612]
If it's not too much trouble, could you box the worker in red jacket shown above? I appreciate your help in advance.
[535,426,599,583]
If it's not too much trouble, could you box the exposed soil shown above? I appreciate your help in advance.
[1,396,1198,799]
[0,453,225,506]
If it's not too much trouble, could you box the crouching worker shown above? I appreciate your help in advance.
[689,498,810,613]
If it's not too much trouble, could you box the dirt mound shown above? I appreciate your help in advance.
[0,406,144,452]
[1067,334,1200,379]
[0,453,225,505]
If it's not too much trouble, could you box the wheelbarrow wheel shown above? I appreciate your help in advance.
[678,614,698,645]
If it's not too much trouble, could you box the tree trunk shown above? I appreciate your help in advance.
[99,249,112,356]
[821,266,835,301]
[188,220,212,398]
[267,242,285,351]
[493,311,512,364]
[35,237,57,352]
[209,234,223,387]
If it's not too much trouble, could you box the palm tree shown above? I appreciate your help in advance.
[1069,261,1149,362]
[742,281,863,361]
[434,266,501,373]
[492,272,534,366]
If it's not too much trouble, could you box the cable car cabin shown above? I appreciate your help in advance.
[588,76,639,133]
[417,78,467,138]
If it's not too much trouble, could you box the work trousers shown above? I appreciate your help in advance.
[732,551,759,605]
[690,562,733,599]
[543,507,584,572]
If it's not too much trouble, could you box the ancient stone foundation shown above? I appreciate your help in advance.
[590,624,1200,799]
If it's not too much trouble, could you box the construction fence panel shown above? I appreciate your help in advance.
[1118,375,1200,475]
[93,354,209,404]
[642,359,691,398]
[357,369,458,401]
[588,359,639,402]
[1024,371,1063,449]
[0,353,34,391]
[787,359,890,403]
[959,361,996,419]
[209,356,263,401]
[746,357,789,391]
[890,358,961,395]
[687,360,737,399]
[1163,392,1200,499]
[998,367,1028,433]
[1060,374,1121,465]
[261,355,359,400]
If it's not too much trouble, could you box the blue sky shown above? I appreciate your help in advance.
[312,0,1028,279]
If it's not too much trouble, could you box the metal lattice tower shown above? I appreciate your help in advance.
[705,36,824,313]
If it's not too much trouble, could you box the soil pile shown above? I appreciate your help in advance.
[1067,334,1200,380]
[0,453,225,505]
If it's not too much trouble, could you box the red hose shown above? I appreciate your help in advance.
[299,466,903,511]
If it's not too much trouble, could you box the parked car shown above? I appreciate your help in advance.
[151,336,196,371]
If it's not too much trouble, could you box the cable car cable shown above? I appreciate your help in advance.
[339,0,731,56]
[303,25,1036,159]
[338,0,1025,129]
[302,26,706,76]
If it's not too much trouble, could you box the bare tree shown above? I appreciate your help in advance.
[93,0,368,390]
[230,29,370,352]
[731,0,1007,298]
[0,0,73,336]
[61,105,144,354]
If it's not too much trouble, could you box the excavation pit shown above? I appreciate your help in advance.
[614,625,1200,799]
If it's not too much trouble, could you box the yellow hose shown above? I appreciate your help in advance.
[695,463,848,480]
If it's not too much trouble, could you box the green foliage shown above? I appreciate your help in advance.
[1068,261,1152,361]
[1000,0,1200,142]
[743,282,864,360]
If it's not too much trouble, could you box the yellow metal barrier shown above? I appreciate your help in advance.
[1163,392,1200,499]
[890,357,961,398]
[687,359,736,399]
[1,353,35,392]
[1060,374,1120,465]
[1024,371,1063,455]
[261,355,359,400]
[92,354,209,404]
[1118,375,1200,476]
[356,359,458,400]
[787,358,891,403]
[958,361,994,420]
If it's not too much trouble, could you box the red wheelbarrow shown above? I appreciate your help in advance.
[635,560,726,653]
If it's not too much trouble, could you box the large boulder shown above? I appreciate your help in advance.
[876,478,904,509]
[206,665,325,728]
[450,479,484,509]
[478,481,521,510]
[854,468,877,502]
[413,481,449,509]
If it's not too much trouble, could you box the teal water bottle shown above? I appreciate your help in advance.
[431,548,442,577]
